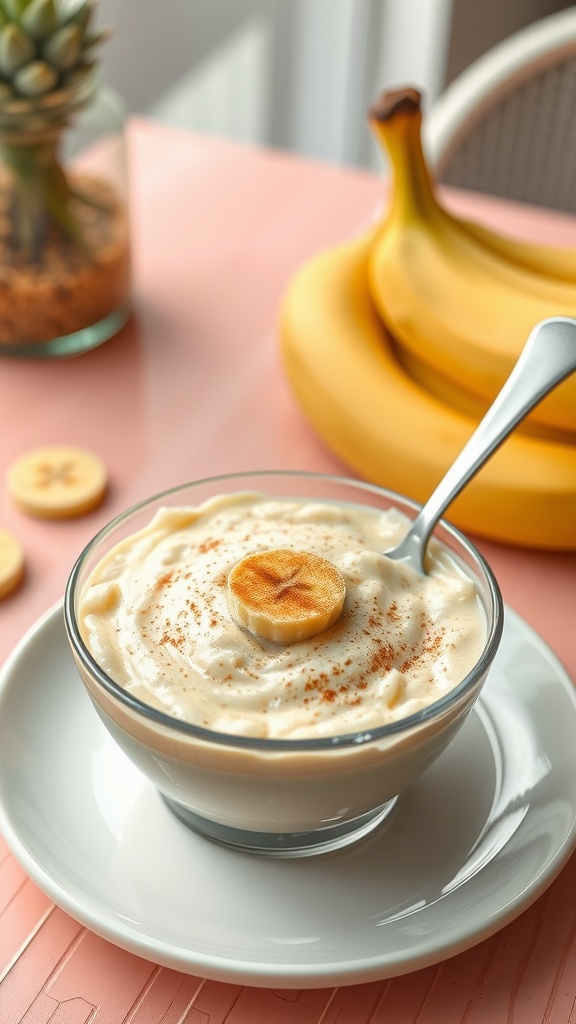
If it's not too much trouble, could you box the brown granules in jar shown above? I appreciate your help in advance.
[0,171,130,347]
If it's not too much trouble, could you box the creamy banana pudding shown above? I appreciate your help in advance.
[78,492,486,740]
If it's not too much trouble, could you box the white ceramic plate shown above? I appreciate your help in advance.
[1,602,576,989]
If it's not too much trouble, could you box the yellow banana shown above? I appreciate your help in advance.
[456,216,576,285]
[393,341,576,443]
[367,88,576,436]
[279,231,576,550]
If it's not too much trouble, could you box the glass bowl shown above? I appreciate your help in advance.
[64,470,503,857]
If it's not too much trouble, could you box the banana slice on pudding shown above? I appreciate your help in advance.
[227,548,346,644]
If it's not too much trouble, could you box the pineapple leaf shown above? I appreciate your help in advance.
[21,0,57,41]
[0,23,35,77]
[42,158,85,245]
[3,0,32,21]
[81,26,112,54]
[43,23,81,71]
[14,57,57,95]
[61,0,91,34]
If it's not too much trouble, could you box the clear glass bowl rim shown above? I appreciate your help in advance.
[64,469,504,753]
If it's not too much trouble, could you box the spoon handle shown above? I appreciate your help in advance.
[401,316,576,567]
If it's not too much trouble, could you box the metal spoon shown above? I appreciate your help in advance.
[386,316,576,573]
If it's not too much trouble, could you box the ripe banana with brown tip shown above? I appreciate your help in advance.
[279,232,576,550]
[367,88,576,437]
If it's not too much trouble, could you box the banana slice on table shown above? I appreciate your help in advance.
[6,445,108,519]
[227,548,346,644]
[0,528,24,599]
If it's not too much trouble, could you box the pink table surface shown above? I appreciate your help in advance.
[1,117,576,1022]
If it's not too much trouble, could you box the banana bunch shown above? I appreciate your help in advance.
[279,87,576,549]
[368,88,576,437]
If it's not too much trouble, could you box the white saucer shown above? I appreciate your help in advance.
[1,603,576,989]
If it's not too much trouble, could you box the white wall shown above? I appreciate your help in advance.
[97,0,455,167]
[96,0,570,169]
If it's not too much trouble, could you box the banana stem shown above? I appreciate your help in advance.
[368,88,441,224]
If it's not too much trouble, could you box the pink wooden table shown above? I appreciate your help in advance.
[0,117,575,1022]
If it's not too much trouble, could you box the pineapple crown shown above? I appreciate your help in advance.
[0,0,110,105]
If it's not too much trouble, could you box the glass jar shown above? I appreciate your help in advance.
[0,71,130,357]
